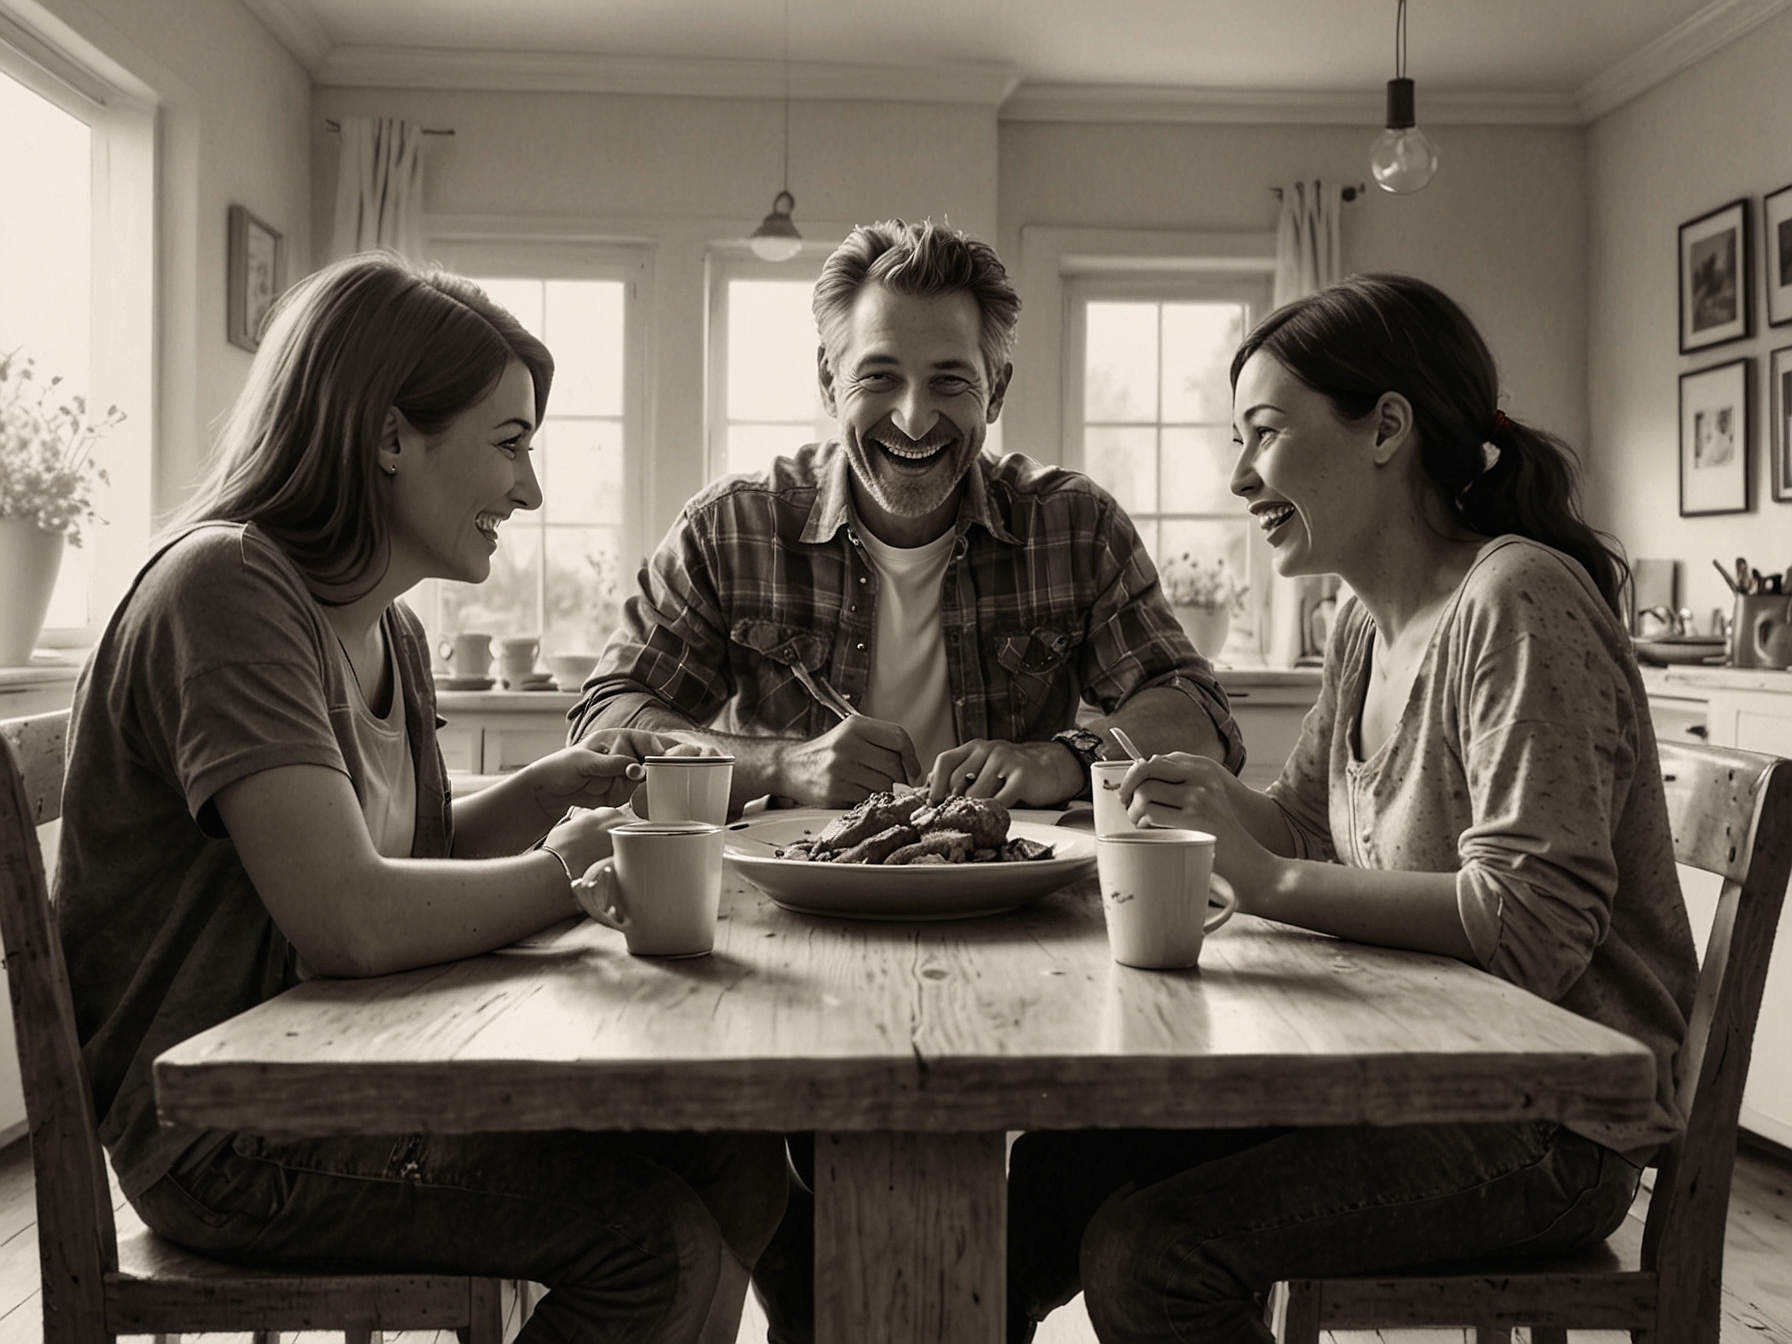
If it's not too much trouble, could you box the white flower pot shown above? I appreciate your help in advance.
[0,517,65,668]
[1173,603,1230,657]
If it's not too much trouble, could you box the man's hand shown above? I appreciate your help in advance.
[928,738,1084,808]
[775,715,923,807]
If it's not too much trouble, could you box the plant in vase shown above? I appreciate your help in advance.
[1159,552,1246,656]
[0,348,122,665]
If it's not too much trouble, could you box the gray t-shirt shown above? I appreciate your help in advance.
[1268,536,1699,1155]
[56,522,451,1197]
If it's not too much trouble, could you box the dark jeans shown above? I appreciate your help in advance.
[1008,1122,1640,1344]
[750,1133,815,1344]
[131,1128,789,1344]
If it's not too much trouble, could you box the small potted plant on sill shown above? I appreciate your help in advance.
[0,348,121,667]
[1159,552,1246,656]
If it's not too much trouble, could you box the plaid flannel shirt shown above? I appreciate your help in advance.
[571,442,1245,771]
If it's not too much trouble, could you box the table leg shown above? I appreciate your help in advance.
[812,1130,1006,1344]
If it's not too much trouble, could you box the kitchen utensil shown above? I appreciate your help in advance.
[1712,559,1742,595]
[1737,558,1753,594]
[1110,726,1144,761]
[789,661,860,722]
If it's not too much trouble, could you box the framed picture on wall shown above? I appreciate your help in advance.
[1772,345,1792,502]
[1679,199,1752,353]
[227,204,285,352]
[1765,185,1792,328]
[1679,357,1751,516]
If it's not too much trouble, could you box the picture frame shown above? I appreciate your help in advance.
[1766,184,1792,328]
[227,204,285,352]
[1679,198,1752,353]
[1772,345,1792,502]
[1679,357,1751,517]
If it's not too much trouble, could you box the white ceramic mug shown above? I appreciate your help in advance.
[547,652,597,691]
[644,755,735,826]
[1090,760,1138,837]
[1097,828,1237,969]
[438,631,493,679]
[497,634,541,688]
[572,821,725,957]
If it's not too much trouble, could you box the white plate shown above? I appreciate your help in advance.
[724,809,1098,920]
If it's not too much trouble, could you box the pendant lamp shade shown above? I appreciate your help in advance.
[750,190,802,262]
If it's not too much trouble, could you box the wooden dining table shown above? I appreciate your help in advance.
[153,848,1658,1344]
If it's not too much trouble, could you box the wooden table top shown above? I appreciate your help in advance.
[154,872,1657,1137]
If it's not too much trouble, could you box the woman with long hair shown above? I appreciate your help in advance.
[57,253,785,1344]
[1006,274,1698,1343]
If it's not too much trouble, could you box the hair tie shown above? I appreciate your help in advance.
[1491,409,1510,433]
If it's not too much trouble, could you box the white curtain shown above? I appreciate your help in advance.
[1266,180,1346,666]
[331,117,427,261]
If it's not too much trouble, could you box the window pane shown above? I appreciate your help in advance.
[544,526,625,657]
[1157,519,1249,599]
[545,281,624,417]
[436,525,543,642]
[1159,426,1240,514]
[1161,302,1245,423]
[727,422,815,480]
[1084,302,1158,422]
[729,280,823,422]
[541,418,623,526]
[1084,425,1158,514]
[476,278,542,336]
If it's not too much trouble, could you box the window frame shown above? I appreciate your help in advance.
[0,28,156,649]
[703,245,832,485]
[1063,270,1275,664]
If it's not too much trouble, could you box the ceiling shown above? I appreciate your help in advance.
[246,0,1787,123]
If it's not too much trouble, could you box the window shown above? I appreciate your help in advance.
[0,41,154,649]
[707,252,832,482]
[1066,275,1272,662]
[407,242,647,661]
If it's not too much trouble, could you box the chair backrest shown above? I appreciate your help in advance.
[1643,741,1792,1315]
[0,710,119,1340]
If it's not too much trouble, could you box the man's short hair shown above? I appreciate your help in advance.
[813,219,1020,384]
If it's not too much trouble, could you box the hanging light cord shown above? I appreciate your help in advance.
[781,0,788,196]
[1395,0,1408,81]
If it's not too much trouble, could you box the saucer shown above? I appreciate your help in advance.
[435,674,495,691]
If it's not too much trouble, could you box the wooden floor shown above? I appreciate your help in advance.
[0,1137,1785,1344]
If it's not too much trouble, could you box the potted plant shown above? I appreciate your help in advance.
[1159,552,1246,656]
[0,349,120,666]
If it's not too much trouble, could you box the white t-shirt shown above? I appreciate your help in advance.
[336,630,417,859]
[856,519,960,771]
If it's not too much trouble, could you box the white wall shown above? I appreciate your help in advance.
[997,119,1589,470]
[1588,8,1792,627]
[22,0,312,521]
[312,85,999,544]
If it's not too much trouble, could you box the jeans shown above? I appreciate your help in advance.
[749,1133,815,1344]
[130,1128,789,1344]
[1008,1121,1640,1344]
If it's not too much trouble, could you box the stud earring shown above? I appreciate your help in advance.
[383,465,397,476]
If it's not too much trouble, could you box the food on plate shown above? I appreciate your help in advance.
[776,791,1054,865]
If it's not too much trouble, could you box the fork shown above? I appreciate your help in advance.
[790,661,862,722]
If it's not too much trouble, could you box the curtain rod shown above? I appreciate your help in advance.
[1273,184,1364,202]
[324,119,455,136]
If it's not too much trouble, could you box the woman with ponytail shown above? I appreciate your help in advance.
[1005,275,1697,1344]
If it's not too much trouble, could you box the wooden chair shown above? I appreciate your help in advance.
[1276,739,1792,1344]
[0,710,506,1344]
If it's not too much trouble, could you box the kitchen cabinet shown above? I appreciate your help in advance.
[434,689,578,774]
[1218,668,1321,791]
[1643,666,1792,1151]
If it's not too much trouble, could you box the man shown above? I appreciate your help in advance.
[571,217,1244,808]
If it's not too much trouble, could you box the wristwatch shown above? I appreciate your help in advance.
[1051,726,1107,783]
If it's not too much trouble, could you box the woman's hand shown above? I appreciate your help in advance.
[1123,753,1287,904]
[524,729,689,819]
[542,806,634,883]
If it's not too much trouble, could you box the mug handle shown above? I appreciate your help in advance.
[1205,873,1238,933]
[570,858,632,934]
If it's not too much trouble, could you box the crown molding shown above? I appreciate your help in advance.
[317,45,1021,105]
[236,0,331,72]
[1577,0,1790,121]
[998,84,1580,126]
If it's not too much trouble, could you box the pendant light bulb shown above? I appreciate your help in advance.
[749,190,803,262]
[1370,2,1438,194]
[1371,79,1439,194]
